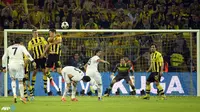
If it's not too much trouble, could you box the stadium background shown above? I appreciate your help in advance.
[0,0,199,96]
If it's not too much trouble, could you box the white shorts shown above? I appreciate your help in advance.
[61,71,71,84]
[86,70,102,85]
[8,63,24,80]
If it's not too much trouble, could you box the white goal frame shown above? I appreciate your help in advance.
[3,29,200,97]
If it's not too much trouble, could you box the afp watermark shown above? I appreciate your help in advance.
[1,105,15,112]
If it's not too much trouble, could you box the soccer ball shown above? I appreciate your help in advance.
[61,21,69,29]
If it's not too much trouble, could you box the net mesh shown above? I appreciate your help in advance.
[0,30,198,96]
[3,31,196,72]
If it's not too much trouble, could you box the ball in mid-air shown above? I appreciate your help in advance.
[61,21,69,29]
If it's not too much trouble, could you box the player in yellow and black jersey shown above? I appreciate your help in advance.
[42,29,62,95]
[104,58,136,96]
[143,44,166,100]
[28,29,48,95]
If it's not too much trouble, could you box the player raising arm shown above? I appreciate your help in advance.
[85,49,109,101]
[41,29,62,95]
[2,38,36,103]
[61,66,91,101]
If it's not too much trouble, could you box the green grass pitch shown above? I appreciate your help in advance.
[0,96,200,112]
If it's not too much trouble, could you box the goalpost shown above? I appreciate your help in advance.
[3,29,200,97]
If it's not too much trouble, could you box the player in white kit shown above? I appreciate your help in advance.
[61,66,91,102]
[2,38,36,103]
[86,49,110,100]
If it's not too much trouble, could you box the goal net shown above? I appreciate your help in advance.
[2,29,200,97]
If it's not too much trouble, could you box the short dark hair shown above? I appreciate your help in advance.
[73,52,79,56]
[150,43,157,48]
[95,48,102,54]
[49,29,56,33]
[14,37,22,44]
[82,76,91,82]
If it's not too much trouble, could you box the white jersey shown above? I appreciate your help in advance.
[61,66,84,83]
[2,44,34,67]
[86,55,100,72]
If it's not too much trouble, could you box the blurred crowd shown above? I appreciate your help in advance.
[0,0,200,30]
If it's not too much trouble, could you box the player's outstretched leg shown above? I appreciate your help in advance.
[97,84,103,101]
[11,78,17,103]
[104,79,116,97]
[128,81,136,95]
[19,79,26,104]
[104,83,114,97]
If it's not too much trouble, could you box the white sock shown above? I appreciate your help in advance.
[11,80,16,97]
[71,85,77,99]
[84,82,90,94]
[19,82,24,98]
[62,87,68,98]
[98,84,102,98]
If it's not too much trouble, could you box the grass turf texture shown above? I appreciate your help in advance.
[0,96,200,112]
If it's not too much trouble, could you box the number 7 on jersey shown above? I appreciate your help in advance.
[12,47,18,55]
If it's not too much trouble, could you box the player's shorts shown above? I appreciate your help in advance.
[46,54,61,68]
[61,71,71,84]
[114,74,131,83]
[86,70,102,85]
[34,58,46,69]
[147,72,161,82]
[8,63,24,80]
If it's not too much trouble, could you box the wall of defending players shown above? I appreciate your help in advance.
[5,72,197,96]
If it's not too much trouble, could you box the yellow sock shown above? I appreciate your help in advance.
[146,84,151,96]
[46,72,52,79]
[31,75,36,89]
[24,85,28,98]
[156,84,164,95]
[43,75,47,89]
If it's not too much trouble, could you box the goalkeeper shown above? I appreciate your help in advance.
[104,58,136,96]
